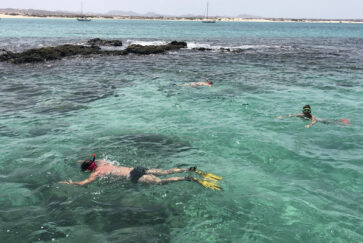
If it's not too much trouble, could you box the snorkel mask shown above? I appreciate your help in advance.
[302,108,311,114]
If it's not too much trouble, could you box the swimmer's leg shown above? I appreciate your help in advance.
[146,168,188,176]
[138,175,188,184]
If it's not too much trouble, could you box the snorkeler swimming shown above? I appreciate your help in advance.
[276,105,351,128]
[276,105,317,128]
[59,154,222,190]
[178,78,213,87]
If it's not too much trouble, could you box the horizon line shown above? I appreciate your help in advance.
[0,7,362,20]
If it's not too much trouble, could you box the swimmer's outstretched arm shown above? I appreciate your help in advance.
[180,83,197,87]
[59,173,98,186]
[276,113,303,119]
[176,83,190,87]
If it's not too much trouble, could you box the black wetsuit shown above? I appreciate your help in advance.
[129,166,148,183]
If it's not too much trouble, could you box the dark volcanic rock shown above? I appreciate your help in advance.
[87,38,123,46]
[193,47,212,51]
[124,41,187,55]
[0,44,101,64]
[0,40,187,64]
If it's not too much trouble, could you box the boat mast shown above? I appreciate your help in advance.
[206,1,209,19]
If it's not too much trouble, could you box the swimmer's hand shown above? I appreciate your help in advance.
[305,125,310,128]
[59,179,74,185]
[275,116,283,119]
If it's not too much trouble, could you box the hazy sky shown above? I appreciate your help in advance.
[1,0,363,19]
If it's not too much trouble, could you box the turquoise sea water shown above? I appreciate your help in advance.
[1,18,363,242]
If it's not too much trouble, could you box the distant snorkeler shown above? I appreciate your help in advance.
[178,78,213,87]
[276,105,317,128]
[276,105,351,128]
[59,154,222,190]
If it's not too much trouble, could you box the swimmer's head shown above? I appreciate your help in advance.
[302,105,312,118]
[206,78,213,85]
[81,153,97,171]
[302,105,311,114]
[341,119,351,125]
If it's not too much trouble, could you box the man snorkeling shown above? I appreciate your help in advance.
[276,105,317,128]
[179,78,213,87]
[276,105,351,127]
[59,154,222,190]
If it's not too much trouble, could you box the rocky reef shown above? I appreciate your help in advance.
[0,39,187,64]
[87,38,123,46]
[0,45,102,64]
[124,41,187,55]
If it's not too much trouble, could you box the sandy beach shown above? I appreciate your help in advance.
[1,13,362,24]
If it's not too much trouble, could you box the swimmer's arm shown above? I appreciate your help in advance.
[59,173,98,186]
[276,113,302,119]
[179,83,195,87]
[305,116,317,128]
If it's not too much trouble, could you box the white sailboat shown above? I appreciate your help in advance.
[202,1,216,23]
[77,1,91,21]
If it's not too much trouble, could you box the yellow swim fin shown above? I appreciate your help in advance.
[192,177,222,191]
[194,169,223,182]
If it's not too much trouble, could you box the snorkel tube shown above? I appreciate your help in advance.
[87,153,97,170]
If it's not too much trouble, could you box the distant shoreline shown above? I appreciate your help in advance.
[1,13,363,24]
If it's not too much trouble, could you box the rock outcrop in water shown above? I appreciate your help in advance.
[124,41,187,55]
[87,38,123,46]
[0,45,102,64]
[0,39,187,64]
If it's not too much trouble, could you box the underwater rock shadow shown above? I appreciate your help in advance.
[27,121,70,137]
[98,133,195,159]
[35,100,89,115]
[0,124,19,137]
[34,87,118,115]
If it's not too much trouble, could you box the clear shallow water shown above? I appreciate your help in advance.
[0,18,363,242]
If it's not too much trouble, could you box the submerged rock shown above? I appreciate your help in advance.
[117,133,192,153]
[0,39,187,64]
[87,38,123,46]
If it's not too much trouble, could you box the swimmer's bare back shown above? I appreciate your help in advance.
[93,160,132,178]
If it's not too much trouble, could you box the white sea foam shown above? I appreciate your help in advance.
[186,41,284,51]
[126,40,168,46]
[100,46,125,51]
[186,42,214,49]
[102,155,121,166]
